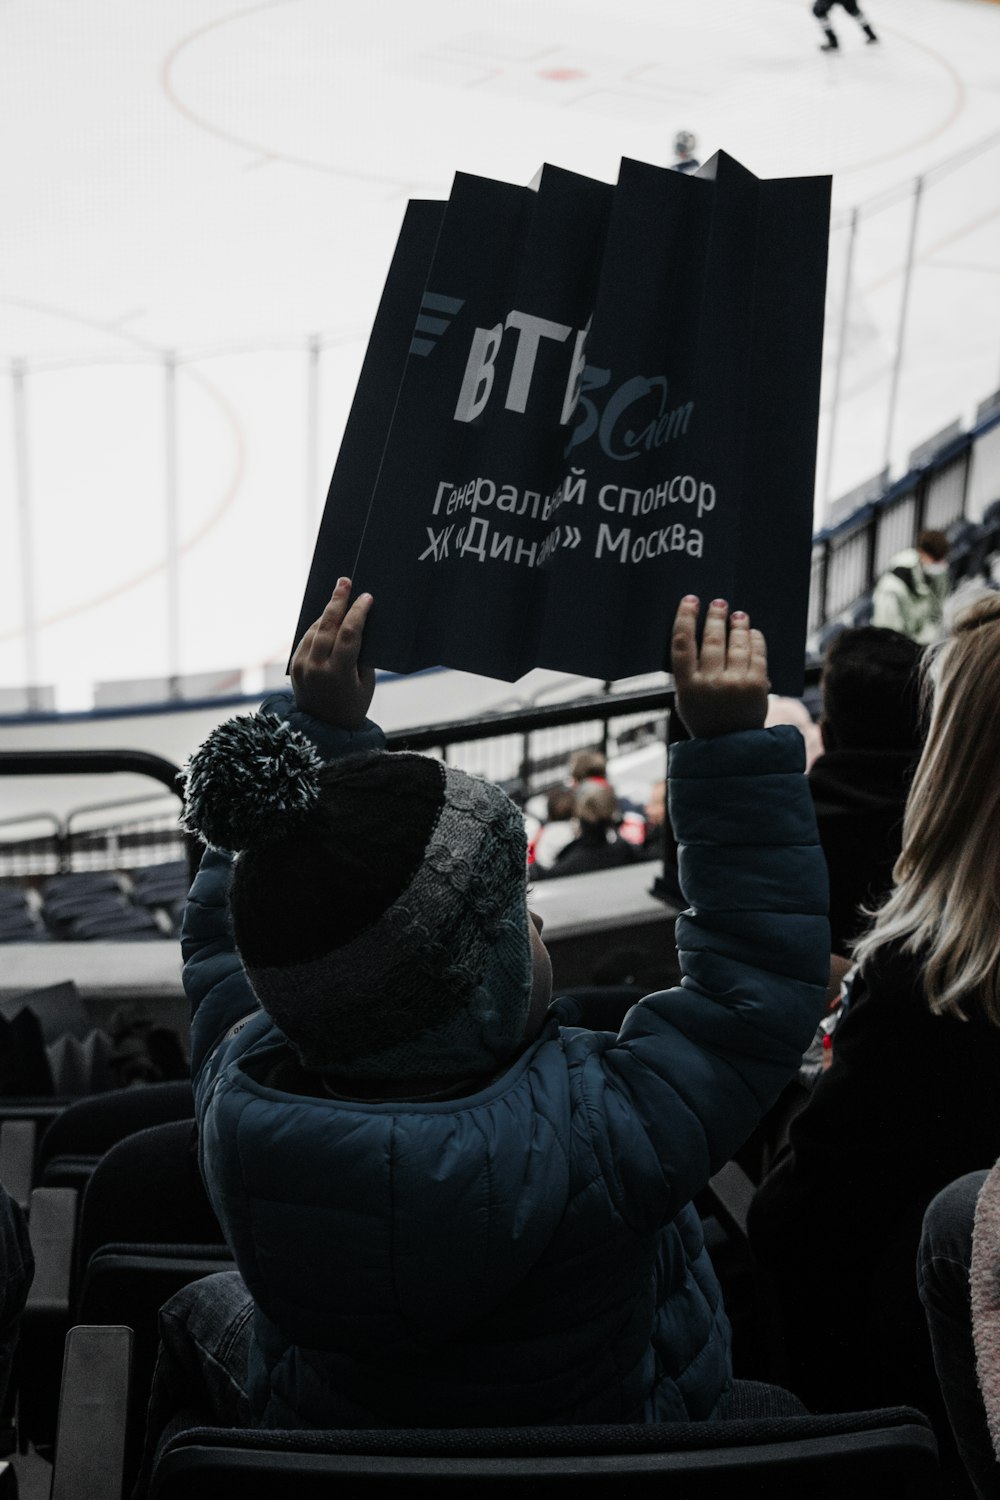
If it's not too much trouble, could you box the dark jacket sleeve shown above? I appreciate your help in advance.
[572,725,830,1234]
[182,696,385,1076]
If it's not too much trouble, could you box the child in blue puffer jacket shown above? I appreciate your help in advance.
[138,584,829,1479]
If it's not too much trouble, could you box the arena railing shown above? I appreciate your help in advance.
[0,669,826,881]
[0,690,674,879]
[808,401,1000,645]
[0,750,190,880]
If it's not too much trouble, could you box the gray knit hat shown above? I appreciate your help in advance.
[182,716,533,1080]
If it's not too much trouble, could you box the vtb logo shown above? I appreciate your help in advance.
[409,292,466,358]
[412,298,692,461]
[411,295,589,426]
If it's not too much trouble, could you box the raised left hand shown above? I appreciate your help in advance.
[290,578,375,731]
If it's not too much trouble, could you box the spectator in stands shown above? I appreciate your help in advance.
[567,746,645,847]
[871,528,951,644]
[544,781,637,879]
[764,695,823,770]
[748,589,1000,1436]
[809,626,924,954]
[569,747,608,786]
[0,1185,33,1409]
[138,586,827,1475]
[528,785,576,872]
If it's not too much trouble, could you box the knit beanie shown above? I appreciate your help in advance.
[181,714,533,1080]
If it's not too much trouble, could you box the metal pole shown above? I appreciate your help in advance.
[519,729,533,803]
[12,359,41,709]
[164,351,180,697]
[306,334,321,566]
[883,176,924,475]
[823,207,859,508]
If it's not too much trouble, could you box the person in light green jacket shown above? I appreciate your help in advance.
[871,529,950,644]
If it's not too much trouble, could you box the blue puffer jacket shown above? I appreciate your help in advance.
[184,705,828,1430]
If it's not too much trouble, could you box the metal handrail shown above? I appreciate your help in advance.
[384,685,676,754]
[0,750,189,878]
[65,792,180,839]
[0,664,827,879]
[0,749,183,796]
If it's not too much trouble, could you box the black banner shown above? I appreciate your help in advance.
[294,153,831,693]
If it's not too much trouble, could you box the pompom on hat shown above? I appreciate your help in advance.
[180,714,324,851]
[181,713,534,1082]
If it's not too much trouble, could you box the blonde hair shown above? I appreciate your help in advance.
[574,781,618,827]
[852,589,1000,1021]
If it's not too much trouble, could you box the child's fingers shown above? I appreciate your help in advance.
[670,595,699,686]
[330,592,373,673]
[699,599,729,669]
[726,611,751,671]
[749,627,769,682]
[290,613,324,680]
[306,578,353,662]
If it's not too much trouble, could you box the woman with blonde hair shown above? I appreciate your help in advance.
[748,590,1000,1442]
[851,588,1000,1016]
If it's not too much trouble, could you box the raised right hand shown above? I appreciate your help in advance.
[671,596,770,739]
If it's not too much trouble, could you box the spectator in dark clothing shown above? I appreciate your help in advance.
[748,591,1000,1456]
[135,586,829,1469]
[809,626,924,954]
[566,747,645,842]
[548,782,637,879]
[528,785,577,872]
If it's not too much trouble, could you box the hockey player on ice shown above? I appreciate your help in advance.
[670,131,700,173]
[812,0,878,50]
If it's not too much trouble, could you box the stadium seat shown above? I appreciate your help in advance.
[0,909,47,943]
[64,907,166,941]
[51,1325,132,1500]
[130,860,188,907]
[36,1081,195,1196]
[40,1319,940,1500]
[41,872,126,903]
[69,1121,229,1480]
[0,888,46,943]
[42,890,132,939]
[18,1107,215,1453]
[125,1406,940,1500]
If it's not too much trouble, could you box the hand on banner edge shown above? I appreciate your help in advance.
[671,595,770,739]
[290,577,376,731]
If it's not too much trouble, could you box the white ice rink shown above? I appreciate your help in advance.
[2,0,1000,709]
